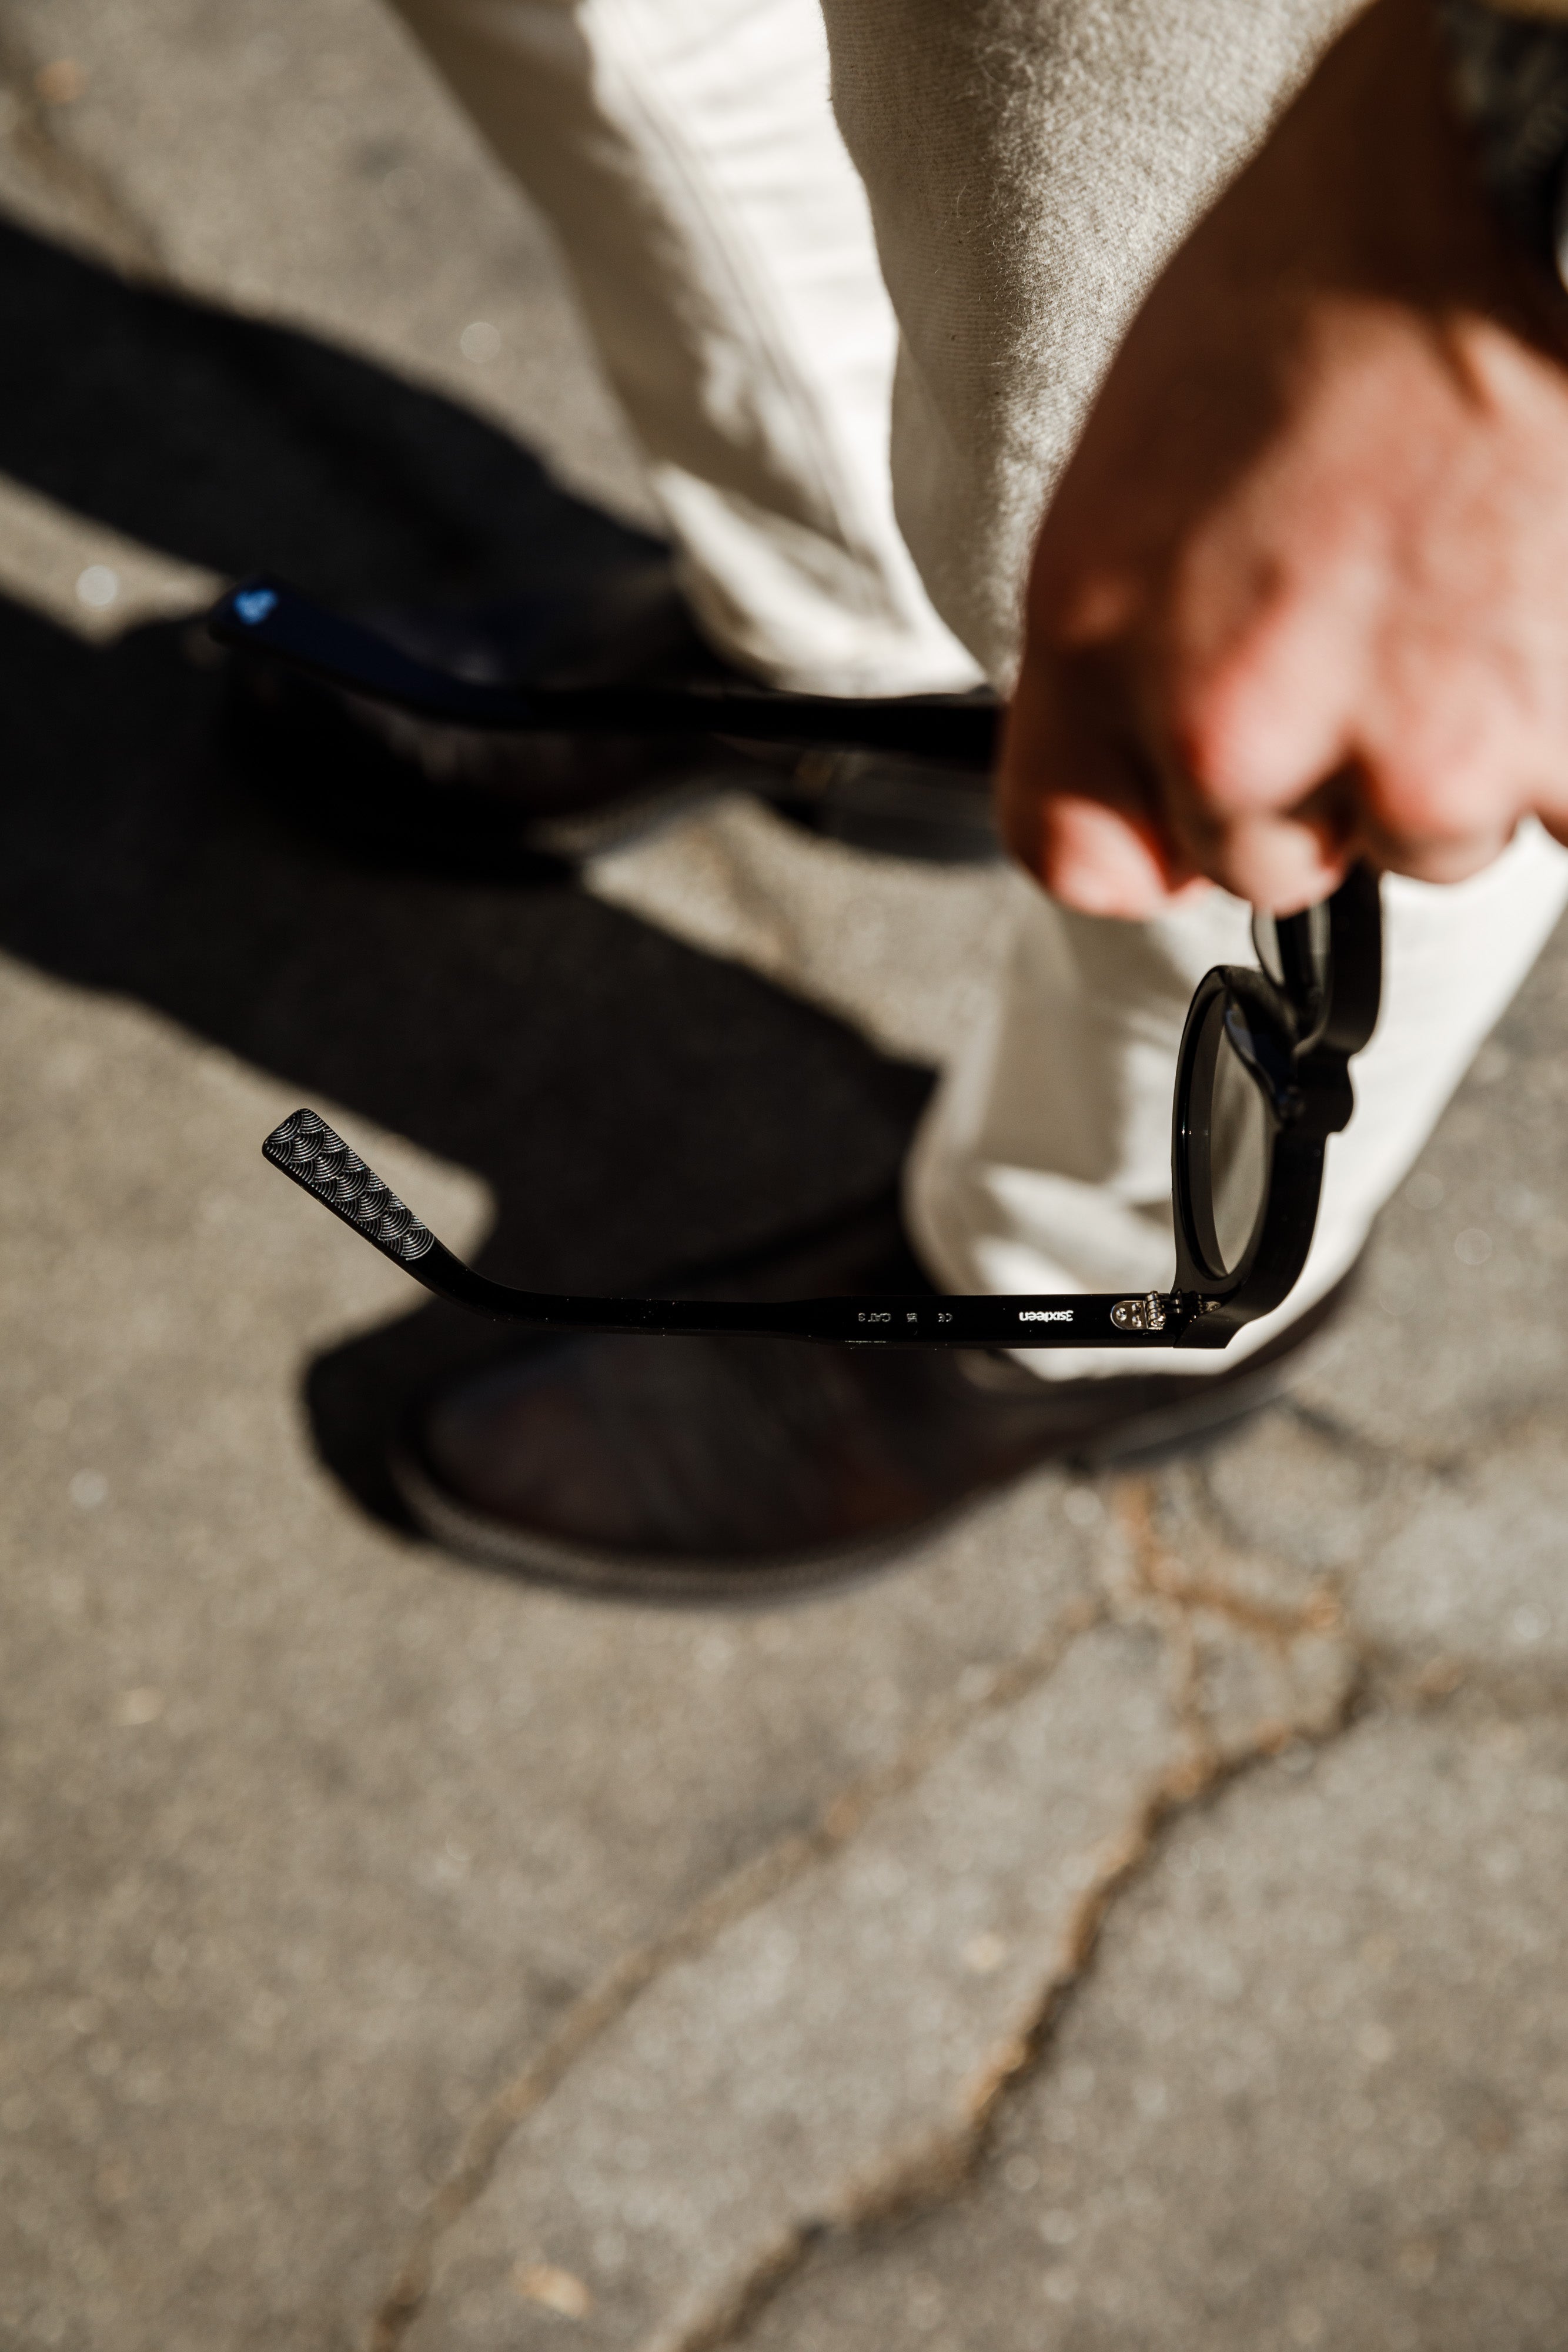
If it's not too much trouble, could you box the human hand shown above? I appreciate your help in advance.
[999,0,1568,916]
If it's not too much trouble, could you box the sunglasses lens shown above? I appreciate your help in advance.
[1206,1005,1272,1274]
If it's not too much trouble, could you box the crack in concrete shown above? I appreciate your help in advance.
[367,1428,1564,2352]
[1372,1646,1568,1716]
[657,1788,1171,2352]
[670,1732,1368,2348]
[644,1473,1375,2352]
[1180,1400,1568,1720]
[367,1592,1104,2351]
[1112,1475,1345,1646]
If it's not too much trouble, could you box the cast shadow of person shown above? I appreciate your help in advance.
[0,215,932,1542]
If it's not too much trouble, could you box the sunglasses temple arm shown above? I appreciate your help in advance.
[262,1111,1187,1349]
[209,577,998,769]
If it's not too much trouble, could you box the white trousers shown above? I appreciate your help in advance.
[388,0,1568,1377]
[907,832,1568,1377]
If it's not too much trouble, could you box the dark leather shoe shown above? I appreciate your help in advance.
[223,549,1001,870]
[222,551,737,873]
[392,1275,1353,1602]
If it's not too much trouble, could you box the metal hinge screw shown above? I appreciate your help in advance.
[1111,1291,1169,1333]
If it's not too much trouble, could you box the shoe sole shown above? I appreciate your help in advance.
[387,1316,1327,1605]
[389,1438,968,1606]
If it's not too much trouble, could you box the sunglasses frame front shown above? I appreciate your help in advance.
[1170,862,1382,1351]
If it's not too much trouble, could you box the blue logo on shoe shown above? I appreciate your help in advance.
[233,588,278,626]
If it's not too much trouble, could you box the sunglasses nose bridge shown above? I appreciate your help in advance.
[1221,989,1303,1122]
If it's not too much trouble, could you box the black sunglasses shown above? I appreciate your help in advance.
[213,579,1381,1354]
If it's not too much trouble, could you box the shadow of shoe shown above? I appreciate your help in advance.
[0,220,935,1555]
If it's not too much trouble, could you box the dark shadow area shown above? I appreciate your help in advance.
[0,213,650,604]
[0,218,932,1537]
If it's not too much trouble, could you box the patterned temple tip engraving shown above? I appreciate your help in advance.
[263,1110,434,1262]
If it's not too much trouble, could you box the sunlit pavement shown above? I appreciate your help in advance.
[4,9,1568,2348]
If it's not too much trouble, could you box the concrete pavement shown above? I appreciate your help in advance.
[2,7,1567,2349]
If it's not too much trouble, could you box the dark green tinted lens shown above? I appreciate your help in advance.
[1208,1008,1271,1272]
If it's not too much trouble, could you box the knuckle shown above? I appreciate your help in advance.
[1161,566,1348,813]
[1365,758,1508,839]
[1168,653,1310,813]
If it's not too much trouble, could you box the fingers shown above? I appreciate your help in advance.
[1002,526,1374,912]
[1168,806,1352,913]
[1004,595,1530,916]
[1155,761,1357,912]
[1158,536,1372,824]
[998,646,1203,917]
[1350,809,1516,886]
[998,648,1347,918]
[1034,794,1201,916]
[1346,723,1540,884]
[1005,512,1549,913]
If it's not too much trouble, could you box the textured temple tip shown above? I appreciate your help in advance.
[263,1108,435,1264]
